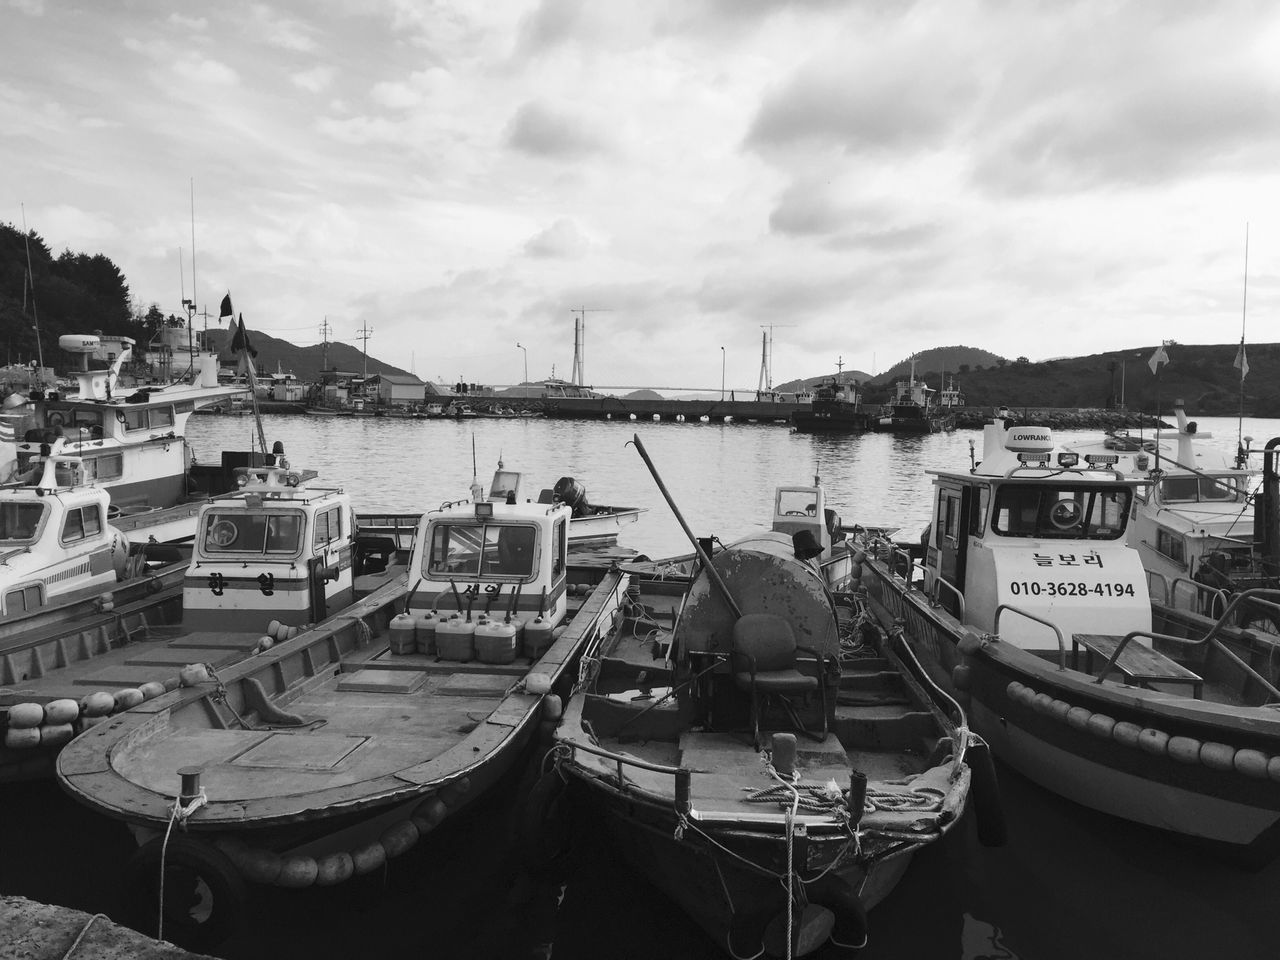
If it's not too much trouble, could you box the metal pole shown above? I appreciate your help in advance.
[629,433,742,619]
[517,342,528,398]
[720,346,725,401]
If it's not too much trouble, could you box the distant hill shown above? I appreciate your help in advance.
[624,389,665,400]
[211,327,412,382]
[870,346,1007,387]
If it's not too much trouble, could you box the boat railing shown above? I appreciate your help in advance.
[889,547,927,587]
[1169,575,1230,619]
[993,603,1068,669]
[1186,588,1280,703]
[563,737,692,814]
[926,574,967,622]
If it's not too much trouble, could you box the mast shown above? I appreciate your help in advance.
[1237,223,1249,456]
[20,204,45,383]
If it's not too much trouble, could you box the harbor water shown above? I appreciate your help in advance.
[3,413,1279,959]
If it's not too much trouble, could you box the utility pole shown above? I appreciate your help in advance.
[357,320,373,380]
[318,316,333,373]
[570,306,609,386]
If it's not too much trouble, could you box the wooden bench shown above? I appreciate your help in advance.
[1072,633,1204,699]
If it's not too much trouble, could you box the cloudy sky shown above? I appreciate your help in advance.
[5,0,1279,392]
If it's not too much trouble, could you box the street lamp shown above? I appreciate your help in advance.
[720,346,725,402]
[516,342,528,399]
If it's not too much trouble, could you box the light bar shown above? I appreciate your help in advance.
[1057,453,1080,467]
[1017,452,1051,463]
[1085,454,1119,466]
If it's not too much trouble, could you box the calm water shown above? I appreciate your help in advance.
[4,412,1279,959]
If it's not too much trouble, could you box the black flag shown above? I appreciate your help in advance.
[231,314,258,357]
[219,293,233,325]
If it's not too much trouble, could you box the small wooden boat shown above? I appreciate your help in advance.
[57,489,626,949]
[855,410,1280,863]
[550,436,985,957]
[2,464,397,782]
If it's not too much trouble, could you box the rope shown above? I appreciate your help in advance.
[204,663,251,730]
[156,787,207,941]
[59,913,109,959]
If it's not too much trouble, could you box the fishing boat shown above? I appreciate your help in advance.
[549,436,988,957]
[1062,401,1276,632]
[854,409,1280,862]
[790,376,870,433]
[2,462,401,782]
[57,486,627,949]
[356,464,647,552]
[3,346,266,543]
[872,361,954,434]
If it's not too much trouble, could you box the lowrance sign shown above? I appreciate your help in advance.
[1006,428,1054,453]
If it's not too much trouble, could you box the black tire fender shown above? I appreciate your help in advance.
[122,835,249,950]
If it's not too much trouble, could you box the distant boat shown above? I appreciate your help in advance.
[791,375,870,433]
[873,360,955,434]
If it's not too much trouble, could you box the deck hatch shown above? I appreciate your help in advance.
[230,732,368,770]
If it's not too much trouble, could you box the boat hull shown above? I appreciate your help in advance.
[859,556,1280,862]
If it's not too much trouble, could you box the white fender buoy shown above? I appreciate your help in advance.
[543,694,563,720]
[1270,756,1280,783]
[113,688,144,711]
[1032,693,1054,714]
[80,692,115,718]
[138,681,167,701]
[4,727,41,749]
[1086,714,1116,739]
[314,852,354,886]
[39,723,75,746]
[1199,742,1236,772]
[1049,699,1071,722]
[267,619,284,640]
[526,673,553,695]
[180,663,211,686]
[1112,721,1142,748]
[7,703,44,729]
[277,856,319,888]
[43,699,80,725]
[240,848,283,884]
[351,841,387,875]
[380,820,419,858]
[1235,748,1270,779]
[1167,736,1201,764]
[1065,706,1092,731]
[1137,728,1170,756]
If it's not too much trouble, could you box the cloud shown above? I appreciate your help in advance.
[524,219,592,259]
[9,0,44,15]
[167,13,207,31]
[247,5,318,53]
[292,66,336,93]
[506,100,610,157]
[171,55,238,86]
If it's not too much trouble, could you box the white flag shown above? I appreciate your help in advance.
[1148,344,1169,375]
[1234,340,1249,380]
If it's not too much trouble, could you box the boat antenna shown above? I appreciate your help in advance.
[628,433,742,619]
[1236,223,1250,465]
[470,434,483,501]
[19,204,46,385]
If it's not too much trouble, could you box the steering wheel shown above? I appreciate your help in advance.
[208,520,239,547]
[1048,500,1083,530]
[784,511,807,516]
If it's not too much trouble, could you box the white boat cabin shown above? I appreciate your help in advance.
[771,481,842,559]
[924,415,1151,650]
[405,496,572,655]
[0,449,129,618]
[182,466,356,632]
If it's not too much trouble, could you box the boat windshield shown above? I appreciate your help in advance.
[0,502,46,542]
[201,510,304,556]
[991,483,1130,540]
[427,521,537,579]
[1158,474,1243,503]
[776,489,818,517]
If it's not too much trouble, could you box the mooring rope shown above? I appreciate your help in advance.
[59,913,109,960]
[156,786,207,942]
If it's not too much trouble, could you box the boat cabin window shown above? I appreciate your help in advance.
[776,490,818,517]
[81,453,124,482]
[313,506,343,547]
[4,584,43,615]
[0,502,46,542]
[553,517,567,578]
[121,406,175,432]
[1159,475,1241,503]
[969,486,989,536]
[489,470,521,502]
[427,521,539,580]
[1155,528,1186,565]
[46,407,103,432]
[61,504,103,544]
[991,484,1130,540]
[202,511,304,556]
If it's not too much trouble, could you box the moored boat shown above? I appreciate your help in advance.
[56,486,626,949]
[855,409,1280,862]
[2,347,271,543]
[790,375,870,433]
[549,436,984,957]
[872,361,954,434]
[3,463,398,782]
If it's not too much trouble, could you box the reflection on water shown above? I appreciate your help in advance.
[6,413,1273,959]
